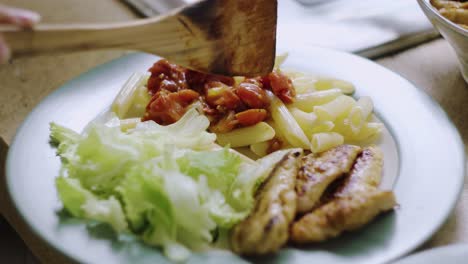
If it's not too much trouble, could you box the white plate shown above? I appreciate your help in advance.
[394,244,468,264]
[6,46,465,264]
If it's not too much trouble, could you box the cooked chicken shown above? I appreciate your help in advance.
[335,146,383,197]
[295,145,362,214]
[290,190,396,243]
[231,150,302,255]
[291,145,396,243]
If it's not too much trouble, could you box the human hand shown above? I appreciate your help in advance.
[0,5,40,63]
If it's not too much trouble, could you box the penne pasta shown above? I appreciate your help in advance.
[216,122,275,148]
[126,83,152,118]
[285,71,318,94]
[112,72,150,119]
[314,95,356,121]
[266,121,287,143]
[292,77,318,94]
[347,96,374,134]
[118,55,385,158]
[292,89,342,112]
[267,91,310,149]
[332,117,354,139]
[289,107,318,137]
[250,141,270,157]
[266,121,293,150]
[314,78,355,94]
[310,132,344,153]
[310,121,335,134]
[349,122,384,142]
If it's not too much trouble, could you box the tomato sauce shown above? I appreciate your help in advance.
[143,59,296,132]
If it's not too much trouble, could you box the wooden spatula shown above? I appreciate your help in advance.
[0,0,277,76]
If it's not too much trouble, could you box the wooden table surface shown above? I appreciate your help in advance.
[0,0,467,263]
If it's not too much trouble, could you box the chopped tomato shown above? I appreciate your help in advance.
[204,81,241,110]
[147,60,188,94]
[260,75,272,89]
[210,111,238,133]
[267,138,283,154]
[200,97,218,116]
[177,89,200,102]
[143,59,293,130]
[235,109,267,126]
[236,80,270,109]
[244,77,263,86]
[267,71,296,104]
[143,89,199,125]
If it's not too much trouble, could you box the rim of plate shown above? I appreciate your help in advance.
[5,46,465,264]
[393,244,468,264]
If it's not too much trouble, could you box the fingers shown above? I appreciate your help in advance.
[0,5,40,28]
[0,6,40,64]
[0,35,11,64]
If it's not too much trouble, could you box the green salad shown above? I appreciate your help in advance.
[50,108,288,262]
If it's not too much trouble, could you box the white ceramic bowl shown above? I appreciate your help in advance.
[418,0,468,83]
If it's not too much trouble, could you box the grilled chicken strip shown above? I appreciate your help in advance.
[291,146,396,243]
[291,190,396,243]
[335,146,383,197]
[231,150,302,255]
[296,145,362,214]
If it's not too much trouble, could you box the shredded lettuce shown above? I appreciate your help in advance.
[51,109,287,262]
[56,177,128,232]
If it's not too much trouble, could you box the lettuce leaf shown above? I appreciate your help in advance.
[56,177,127,232]
[51,108,285,262]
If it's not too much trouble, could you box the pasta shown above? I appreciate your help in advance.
[289,107,318,137]
[332,117,354,139]
[267,91,310,149]
[310,132,344,153]
[112,72,150,119]
[112,54,384,158]
[349,122,383,142]
[216,122,275,147]
[347,96,374,133]
[292,89,342,112]
[286,71,318,94]
[314,95,356,121]
[310,121,335,134]
[250,141,270,157]
[314,78,355,94]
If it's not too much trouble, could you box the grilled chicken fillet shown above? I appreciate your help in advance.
[335,146,383,197]
[296,145,362,214]
[291,146,396,243]
[231,150,302,255]
[291,190,396,243]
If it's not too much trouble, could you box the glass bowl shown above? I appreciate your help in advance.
[417,0,468,83]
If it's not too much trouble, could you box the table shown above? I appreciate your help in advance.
[0,0,467,263]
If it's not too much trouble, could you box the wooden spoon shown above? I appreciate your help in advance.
[0,0,277,76]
